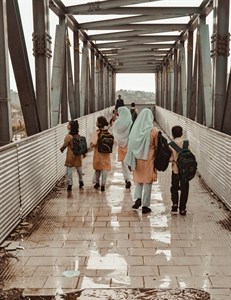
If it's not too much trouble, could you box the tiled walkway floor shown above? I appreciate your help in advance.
[1,146,231,299]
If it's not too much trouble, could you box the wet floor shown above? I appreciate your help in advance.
[0,145,230,300]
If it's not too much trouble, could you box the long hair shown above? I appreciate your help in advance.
[69,120,79,136]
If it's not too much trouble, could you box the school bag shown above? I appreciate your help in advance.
[72,135,88,155]
[97,129,114,153]
[169,140,197,182]
[154,131,172,171]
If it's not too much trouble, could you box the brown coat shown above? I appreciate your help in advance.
[60,134,82,167]
[133,127,158,184]
[91,130,111,171]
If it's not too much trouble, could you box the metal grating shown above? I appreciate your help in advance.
[155,106,231,209]
[0,109,112,244]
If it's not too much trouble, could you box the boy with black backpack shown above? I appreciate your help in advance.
[169,125,197,215]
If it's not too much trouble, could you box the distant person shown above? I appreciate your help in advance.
[60,120,84,195]
[113,106,133,189]
[124,108,158,214]
[115,95,124,111]
[130,102,138,122]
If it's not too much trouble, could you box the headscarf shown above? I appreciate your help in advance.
[112,106,133,148]
[124,108,154,170]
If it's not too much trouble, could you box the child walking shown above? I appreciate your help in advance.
[113,106,133,189]
[169,125,190,215]
[60,120,84,194]
[90,116,112,192]
[124,108,158,214]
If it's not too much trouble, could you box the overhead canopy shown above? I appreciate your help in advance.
[51,0,213,73]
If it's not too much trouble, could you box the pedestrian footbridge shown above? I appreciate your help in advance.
[0,105,230,299]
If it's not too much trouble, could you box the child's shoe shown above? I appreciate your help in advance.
[101,185,105,192]
[94,183,100,189]
[132,198,141,209]
[67,185,72,192]
[79,181,84,189]
[142,206,151,214]
[125,180,131,189]
[171,204,178,214]
[180,210,187,215]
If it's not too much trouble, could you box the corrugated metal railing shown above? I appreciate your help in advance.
[0,108,111,244]
[155,106,231,209]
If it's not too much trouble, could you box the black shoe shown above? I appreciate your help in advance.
[67,185,72,191]
[171,204,178,214]
[132,198,141,209]
[94,183,100,189]
[101,185,105,192]
[142,206,151,214]
[79,181,84,189]
[180,210,187,215]
[125,180,131,189]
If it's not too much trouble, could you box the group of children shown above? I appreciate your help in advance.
[60,108,193,215]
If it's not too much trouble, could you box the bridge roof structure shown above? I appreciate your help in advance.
[51,0,213,74]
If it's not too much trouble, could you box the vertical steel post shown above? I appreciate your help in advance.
[73,31,80,118]
[0,0,12,146]
[32,0,51,130]
[212,0,230,130]
[173,48,178,113]
[187,30,194,118]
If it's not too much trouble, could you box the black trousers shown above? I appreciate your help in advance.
[170,172,189,210]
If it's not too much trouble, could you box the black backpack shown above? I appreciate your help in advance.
[72,135,88,155]
[154,131,172,171]
[169,140,197,182]
[97,129,114,153]
[130,109,138,122]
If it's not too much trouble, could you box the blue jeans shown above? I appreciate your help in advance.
[66,166,83,186]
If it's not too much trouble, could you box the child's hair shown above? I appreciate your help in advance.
[172,125,183,138]
[97,116,108,129]
[69,120,79,136]
[131,102,135,107]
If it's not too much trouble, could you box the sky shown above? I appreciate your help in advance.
[9,0,231,93]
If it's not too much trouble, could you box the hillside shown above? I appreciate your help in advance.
[116,89,155,105]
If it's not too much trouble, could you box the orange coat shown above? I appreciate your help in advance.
[118,145,127,162]
[133,128,158,184]
[91,130,111,171]
[60,134,82,168]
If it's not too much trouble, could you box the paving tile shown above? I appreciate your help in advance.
[1,145,230,298]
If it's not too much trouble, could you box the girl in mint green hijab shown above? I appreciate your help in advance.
[124,108,158,214]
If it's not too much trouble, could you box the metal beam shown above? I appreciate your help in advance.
[89,24,187,38]
[7,0,41,135]
[66,7,200,16]
[50,23,66,126]
[0,0,12,146]
[80,15,183,30]
[198,23,213,127]
[213,0,230,130]
[64,0,161,14]
[32,0,51,130]
[97,37,179,48]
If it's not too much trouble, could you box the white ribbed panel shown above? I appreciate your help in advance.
[0,108,113,244]
[155,106,231,209]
